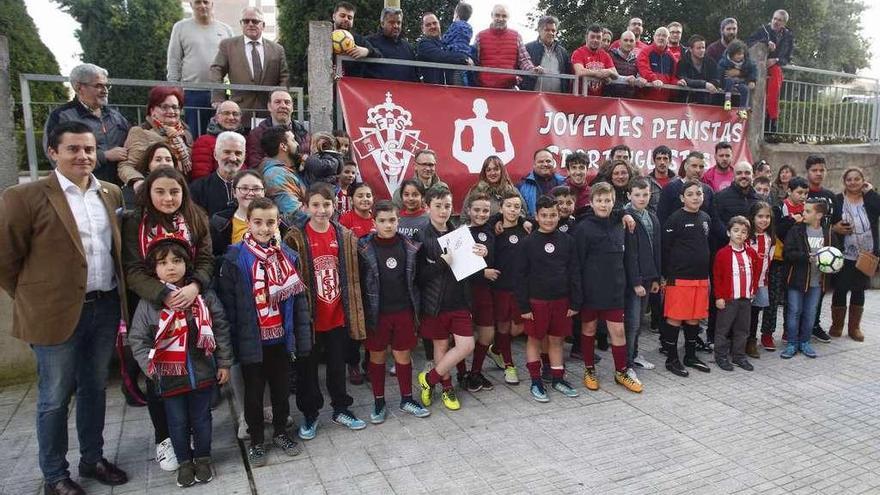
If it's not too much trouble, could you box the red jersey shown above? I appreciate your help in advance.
[667,44,683,62]
[570,45,614,96]
[339,210,376,238]
[306,223,345,332]
[336,188,353,215]
[749,232,774,287]
[713,245,760,300]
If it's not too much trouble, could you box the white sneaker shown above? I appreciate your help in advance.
[423,360,434,375]
[625,367,643,385]
[237,418,250,440]
[633,355,655,370]
[156,438,179,472]
[389,363,397,376]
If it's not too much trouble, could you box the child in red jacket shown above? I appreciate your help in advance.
[713,216,761,372]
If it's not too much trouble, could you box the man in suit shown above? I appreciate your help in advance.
[209,6,289,118]
[0,121,129,495]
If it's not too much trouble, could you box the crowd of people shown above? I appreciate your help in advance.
[3,3,871,495]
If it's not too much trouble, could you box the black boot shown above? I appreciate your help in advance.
[683,324,711,373]
[661,323,687,377]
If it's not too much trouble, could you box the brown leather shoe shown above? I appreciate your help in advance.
[745,338,760,359]
[829,306,847,337]
[79,458,128,486]
[44,478,85,495]
[848,305,865,342]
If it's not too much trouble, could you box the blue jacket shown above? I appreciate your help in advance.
[417,35,469,85]
[624,206,662,289]
[442,20,472,56]
[364,33,418,82]
[357,233,421,329]
[217,242,312,364]
[517,171,565,217]
[718,54,757,83]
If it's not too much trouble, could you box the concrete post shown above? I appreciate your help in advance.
[307,21,334,135]
[385,0,401,7]
[0,36,18,191]
[748,43,769,156]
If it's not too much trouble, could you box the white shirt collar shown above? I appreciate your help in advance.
[245,36,264,45]
[56,169,100,193]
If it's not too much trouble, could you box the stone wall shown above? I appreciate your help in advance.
[757,143,880,189]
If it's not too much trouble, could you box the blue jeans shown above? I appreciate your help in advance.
[32,292,120,484]
[624,289,647,367]
[724,79,751,108]
[163,387,214,463]
[786,287,821,344]
[183,90,213,136]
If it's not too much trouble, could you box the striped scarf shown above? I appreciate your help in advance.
[148,286,215,376]
[242,233,306,341]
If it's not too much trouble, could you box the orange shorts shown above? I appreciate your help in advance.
[664,279,710,321]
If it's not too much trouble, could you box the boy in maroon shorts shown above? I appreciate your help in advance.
[487,190,528,385]
[573,182,643,393]
[415,187,487,410]
[516,196,582,402]
[358,201,431,423]
[463,192,498,393]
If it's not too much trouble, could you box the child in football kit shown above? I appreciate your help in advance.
[747,201,775,357]
[781,198,830,359]
[336,162,359,215]
[661,180,713,377]
[463,192,499,393]
[128,239,233,488]
[285,183,368,438]
[713,216,761,371]
[217,198,311,467]
[574,182,643,393]
[415,187,486,411]
[358,200,432,422]
[516,196,582,402]
[486,190,529,385]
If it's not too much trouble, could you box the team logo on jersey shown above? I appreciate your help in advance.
[509,234,519,244]
[386,257,398,269]
[558,224,569,233]
[313,255,340,304]
[478,232,488,242]
[702,221,709,235]
[544,243,555,253]
[352,92,428,196]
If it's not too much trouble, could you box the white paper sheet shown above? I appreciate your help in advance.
[436,225,487,281]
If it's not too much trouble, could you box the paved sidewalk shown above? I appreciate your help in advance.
[3,293,880,495]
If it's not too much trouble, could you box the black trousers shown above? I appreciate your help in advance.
[295,326,353,421]
[146,379,169,444]
[241,344,291,444]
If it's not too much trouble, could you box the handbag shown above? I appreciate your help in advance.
[855,250,879,277]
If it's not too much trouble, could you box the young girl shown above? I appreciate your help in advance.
[339,182,377,238]
[747,201,775,358]
[128,238,232,488]
[218,197,311,467]
[464,192,498,392]
[210,169,268,257]
[122,167,214,472]
[336,162,359,215]
[397,180,429,239]
[123,142,180,210]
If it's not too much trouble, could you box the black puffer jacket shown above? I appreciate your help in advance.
[573,210,627,310]
[358,233,421,329]
[414,221,471,316]
[713,184,760,246]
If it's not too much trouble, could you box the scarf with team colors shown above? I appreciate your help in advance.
[138,213,194,258]
[148,285,215,376]
[242,233,305,341]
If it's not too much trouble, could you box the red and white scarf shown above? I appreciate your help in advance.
[242,232,305,341]
[148,286,215,376]
[139,213,194,258]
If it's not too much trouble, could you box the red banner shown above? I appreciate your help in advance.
[339,77,751,204]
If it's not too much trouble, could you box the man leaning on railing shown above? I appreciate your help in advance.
[364,8,418,82]
[748,9,794,135]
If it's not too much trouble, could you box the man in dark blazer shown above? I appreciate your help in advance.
[210,6,289,116]
[0,121,129,495]
[520,15,572,93]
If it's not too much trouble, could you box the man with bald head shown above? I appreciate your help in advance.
[191,100,249,180]
[474,4,543,88]
[607,30,647,98]
[636,27,677,101]
[245,90,309,168]
[210,6,289,114]
[610,17,648,52]
[713,161,759,245]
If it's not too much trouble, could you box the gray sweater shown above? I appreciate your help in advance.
[167,18,234,83]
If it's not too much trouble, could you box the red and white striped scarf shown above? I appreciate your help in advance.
[148,287,215,376]
[139,213,194,259]
[242,233,305,341]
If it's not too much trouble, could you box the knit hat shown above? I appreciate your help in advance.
[720,17,737,34]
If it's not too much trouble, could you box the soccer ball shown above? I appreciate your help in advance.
[331,29,355,55]
[816,246,844,274]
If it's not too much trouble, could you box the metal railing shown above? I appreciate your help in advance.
[778,65,880,144]
[18,74,305,179]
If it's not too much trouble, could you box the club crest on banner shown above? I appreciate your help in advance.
[353,92,428,196]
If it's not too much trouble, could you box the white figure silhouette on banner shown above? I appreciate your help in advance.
[352,92,428,195]
[452,98,515,173]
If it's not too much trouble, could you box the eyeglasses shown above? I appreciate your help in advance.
[236,186,264,194]
[159,104,181,112]
[84,83,111,91]
[219,111,242,117]
[241,18,263,25]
